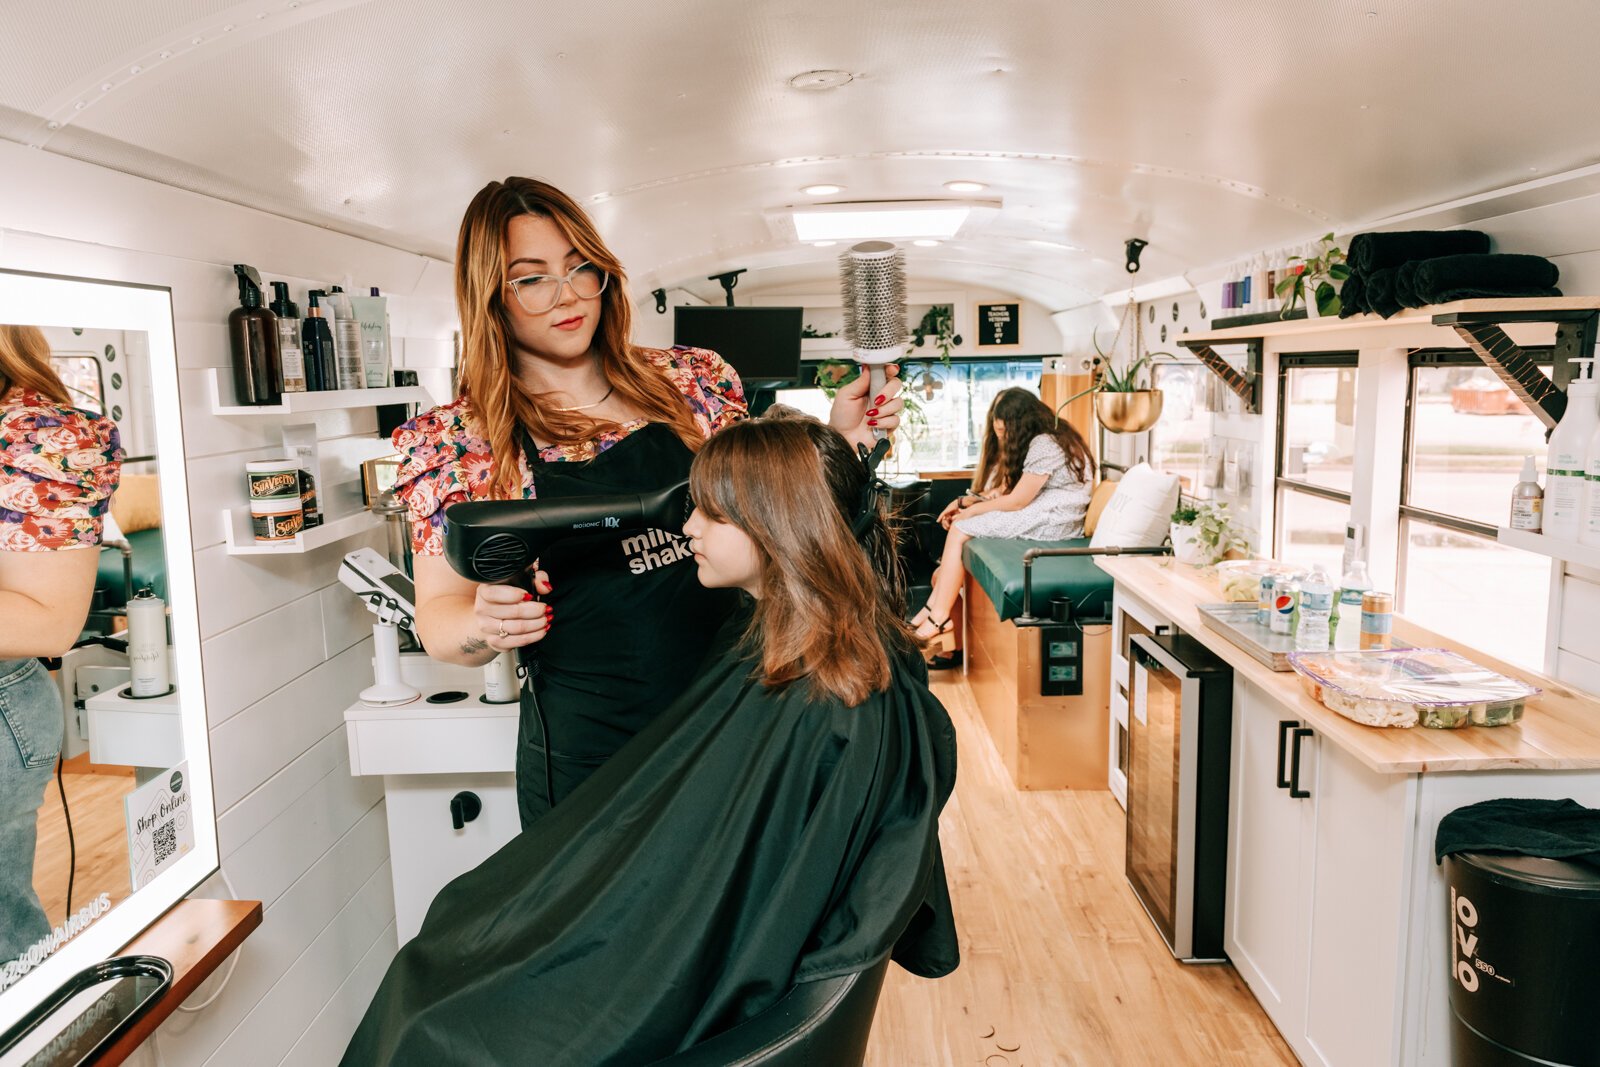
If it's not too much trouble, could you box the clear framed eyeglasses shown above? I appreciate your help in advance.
[505,262,610,314]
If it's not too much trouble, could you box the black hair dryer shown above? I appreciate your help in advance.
[443,481,692,583]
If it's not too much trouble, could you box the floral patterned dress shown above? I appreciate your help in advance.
[0,388,123,552]
[393,346,746,556]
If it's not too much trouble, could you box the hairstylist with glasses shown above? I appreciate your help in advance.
[394,177,902,825]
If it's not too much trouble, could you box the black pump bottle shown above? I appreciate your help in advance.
[229,264,282,406]
[302,290,338,392]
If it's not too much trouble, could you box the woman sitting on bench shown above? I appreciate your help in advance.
[912,387,1094,642]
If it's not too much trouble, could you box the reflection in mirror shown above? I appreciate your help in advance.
[0,284,208,1037]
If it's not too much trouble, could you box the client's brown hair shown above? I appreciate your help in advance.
[690,418,917,706]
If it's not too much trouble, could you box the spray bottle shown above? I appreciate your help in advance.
[1546,355,1599,540]
[228,265,282,406]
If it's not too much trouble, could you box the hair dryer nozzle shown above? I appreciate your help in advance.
[443,481,692,583]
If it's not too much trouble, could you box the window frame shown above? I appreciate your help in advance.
[1273,352,1360,556]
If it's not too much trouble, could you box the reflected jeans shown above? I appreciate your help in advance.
[0,658,62,962]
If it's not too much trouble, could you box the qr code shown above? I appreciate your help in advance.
[153,820,176,866]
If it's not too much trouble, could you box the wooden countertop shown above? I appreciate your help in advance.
[1096,555,1600,775]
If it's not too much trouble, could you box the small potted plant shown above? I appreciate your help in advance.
[1171,500,1246,566]
[1276,233,1351,319]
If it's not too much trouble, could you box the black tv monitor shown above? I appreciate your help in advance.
[673,306,804,386]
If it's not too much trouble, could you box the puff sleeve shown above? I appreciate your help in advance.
[390,399,522,557]
[0,395,124,551]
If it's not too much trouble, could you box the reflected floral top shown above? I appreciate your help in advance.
[0,388,124,551]
[393,347,745,557]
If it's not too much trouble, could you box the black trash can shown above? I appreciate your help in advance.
[1444,851,1600,1065]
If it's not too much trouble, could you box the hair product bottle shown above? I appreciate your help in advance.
[1512,455,1544,533]
[1545,357,1598,539]
[302,290,338,392]
[126,588,171,697]
[229,264,282,406]
[350,287,393,388]
[268,281,307,393]
[327,285,366,390]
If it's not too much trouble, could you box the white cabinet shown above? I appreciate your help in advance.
[1226,677,1415,1066]
[1109,588,1169,808]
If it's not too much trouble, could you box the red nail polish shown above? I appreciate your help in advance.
[523,592,533,601]
[866,407,879,417]
[874,394,886,405]
[868,419,879,427]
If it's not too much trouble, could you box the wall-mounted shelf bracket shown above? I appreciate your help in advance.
[1432,308,1599,431]
[1175,338,1263,414]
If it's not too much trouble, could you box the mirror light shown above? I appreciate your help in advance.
[943,180,987,193]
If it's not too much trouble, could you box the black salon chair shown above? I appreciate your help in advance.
[651,956,891,1066]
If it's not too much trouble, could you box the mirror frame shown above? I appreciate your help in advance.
[0,269,217,1034]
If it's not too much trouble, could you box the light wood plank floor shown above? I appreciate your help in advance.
[32,763,136,926]
[867,672,1296,1067]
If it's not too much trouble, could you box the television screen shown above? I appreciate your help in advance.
[673,306,804,385]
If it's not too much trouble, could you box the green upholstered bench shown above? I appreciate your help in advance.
[962,537,1116,624]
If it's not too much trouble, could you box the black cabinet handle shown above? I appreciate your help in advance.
[1276,720,1298,789]
[1289,728,1313,799]
[449,790,482,830]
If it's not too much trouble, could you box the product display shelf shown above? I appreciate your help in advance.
[222,506,380,555]
[207,367,432,416]
[1496,526,1600,570]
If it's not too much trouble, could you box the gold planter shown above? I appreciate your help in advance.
[1095,390,1164,433]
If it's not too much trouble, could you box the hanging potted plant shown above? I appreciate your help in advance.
[1276,233,1350,319]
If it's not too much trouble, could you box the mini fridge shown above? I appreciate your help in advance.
[1127,632,1234,962]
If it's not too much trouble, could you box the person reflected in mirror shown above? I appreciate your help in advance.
[912,387,1094,650]
[394,178,904,825]
[0,325,123,961]
[341,415,957,1067]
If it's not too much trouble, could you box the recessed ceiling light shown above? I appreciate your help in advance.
[788,69,854,92]
[791,205,971,242]
[943,180,987,194]
[802,184,843,196]
[812,241,837,247]
[913,239,941,247]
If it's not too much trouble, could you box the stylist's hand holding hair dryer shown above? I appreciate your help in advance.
[393,177,899,823]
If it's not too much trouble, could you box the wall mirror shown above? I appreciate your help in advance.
[0,269,216,1035]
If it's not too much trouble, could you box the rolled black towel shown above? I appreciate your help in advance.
[1337,273,1367,318]
[1348,229,1491,273]
[1393,260,1425,309]
[1412,253,1561,302]
[1364,267,1403,319]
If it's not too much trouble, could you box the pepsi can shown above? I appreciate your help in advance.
[1270,576,1299,635]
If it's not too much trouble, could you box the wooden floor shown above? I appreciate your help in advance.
[32,762,136,926]
[866,671,1296,1067]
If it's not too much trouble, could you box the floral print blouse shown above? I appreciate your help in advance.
[393,347,746,557]
[0,389,124,551]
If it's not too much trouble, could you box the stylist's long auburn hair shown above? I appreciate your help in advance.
[0,325,71,406]
[457,177,704,498]
[691,417,919,707]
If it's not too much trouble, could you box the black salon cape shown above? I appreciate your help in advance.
[340,621,959,1067]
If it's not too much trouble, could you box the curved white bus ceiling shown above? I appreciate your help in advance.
[2,0,1597,308]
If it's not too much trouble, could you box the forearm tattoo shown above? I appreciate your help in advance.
[460,636,490,655]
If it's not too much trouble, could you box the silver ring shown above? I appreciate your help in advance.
[497,621,508,639]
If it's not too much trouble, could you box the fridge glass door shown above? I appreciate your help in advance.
[1129,649,1184,949]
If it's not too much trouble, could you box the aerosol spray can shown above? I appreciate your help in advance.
[482,650,519,704]
[126,588,171,697]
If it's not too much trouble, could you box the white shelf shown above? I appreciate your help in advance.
[1496,526,1600,569]
[207,368,433,416]
[223,507,380,555]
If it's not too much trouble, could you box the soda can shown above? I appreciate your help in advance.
[1270,576,1300,635]
[1257,573,1276,627]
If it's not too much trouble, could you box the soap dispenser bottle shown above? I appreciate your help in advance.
[229,264,282,406]
[1546,356,1599,540]
[268,281,307,393]
[302,290,338,392]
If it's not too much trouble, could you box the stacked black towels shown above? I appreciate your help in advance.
[1338,230,1561,318]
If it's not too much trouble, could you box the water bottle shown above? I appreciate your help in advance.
[1333,559,1373,652]
[1295,567,1335,652]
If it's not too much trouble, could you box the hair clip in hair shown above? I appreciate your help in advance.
[850,439,893,540]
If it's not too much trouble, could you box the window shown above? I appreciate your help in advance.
[50,354,105,415]
[776,357,1044,474]
[1274,356,1358,568]
[1399,355,1550,670]
[1145,360,1208,492]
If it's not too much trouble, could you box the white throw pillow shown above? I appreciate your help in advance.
[1088,462,1181,549]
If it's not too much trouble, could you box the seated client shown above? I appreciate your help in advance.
[340,415,959,1066]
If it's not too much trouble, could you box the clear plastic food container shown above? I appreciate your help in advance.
[1214,559,1300,603]
[1286,649,1539,730]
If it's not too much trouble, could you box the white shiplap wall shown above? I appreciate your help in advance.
[0,141,456,1066]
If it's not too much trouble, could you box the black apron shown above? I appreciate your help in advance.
[515,421,734,826]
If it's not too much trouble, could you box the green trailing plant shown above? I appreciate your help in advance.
[1170,502,1200,526]
[1276,232,1351,318]
[911,305,961,365]
[1187,500,1247,562]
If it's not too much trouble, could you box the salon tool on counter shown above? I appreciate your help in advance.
[339,547,421,707]
[838,240,906,441]
[442,480,692,583]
